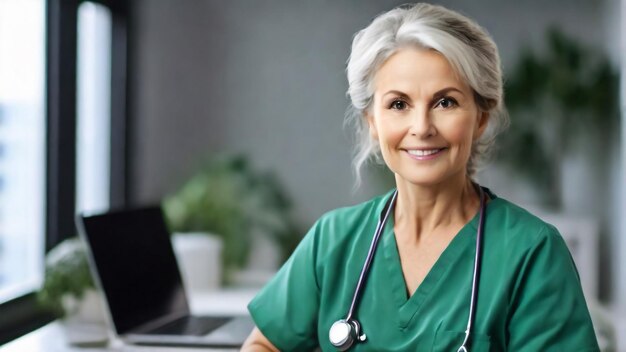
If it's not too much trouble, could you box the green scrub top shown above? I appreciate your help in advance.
[248,189,599,351]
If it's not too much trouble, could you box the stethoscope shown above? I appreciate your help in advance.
[329,186,487,351]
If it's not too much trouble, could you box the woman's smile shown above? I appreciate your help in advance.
[403,147,448,161]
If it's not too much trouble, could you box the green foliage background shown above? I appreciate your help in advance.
[162,154,301,283]
[497,28,620,207]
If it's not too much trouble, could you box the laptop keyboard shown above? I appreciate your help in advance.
[150,316,232,336]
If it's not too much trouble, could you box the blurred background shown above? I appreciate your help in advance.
[0,0,624,350]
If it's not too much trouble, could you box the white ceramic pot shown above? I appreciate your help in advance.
[60,289,109,346]
[172,232,223,292]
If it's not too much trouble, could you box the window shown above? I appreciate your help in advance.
[76,1,112,214]
[0,0,46,302]
[0,0,131,343]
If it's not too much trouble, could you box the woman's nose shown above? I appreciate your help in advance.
[408,108,436,138]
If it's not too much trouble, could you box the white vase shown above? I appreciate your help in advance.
[172,232,223,292]
[60,289,109,346]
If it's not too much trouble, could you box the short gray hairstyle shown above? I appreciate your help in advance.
[345,3,509,186]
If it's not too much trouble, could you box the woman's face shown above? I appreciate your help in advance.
[368,47,488,187]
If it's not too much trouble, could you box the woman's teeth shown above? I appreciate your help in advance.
[406,149,442,156]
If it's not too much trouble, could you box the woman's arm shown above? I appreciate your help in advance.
[241,327,280,352]
[246,218,325,351]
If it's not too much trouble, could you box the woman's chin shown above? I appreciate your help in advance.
[395,174,446,187]
[393,169,465,188]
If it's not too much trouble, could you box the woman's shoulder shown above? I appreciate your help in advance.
[486,192,563,248]
[316,189,394,227]
[306,190,394,249]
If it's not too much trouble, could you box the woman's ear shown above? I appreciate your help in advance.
[366,112,379,140]
[474,111,490,139]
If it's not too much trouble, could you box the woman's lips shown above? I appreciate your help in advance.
[404,148,446,161]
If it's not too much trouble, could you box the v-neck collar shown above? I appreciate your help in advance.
[380,197,481,329]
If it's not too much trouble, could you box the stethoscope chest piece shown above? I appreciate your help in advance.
[329,319,365,351]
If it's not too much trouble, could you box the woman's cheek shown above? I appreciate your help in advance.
[445,116,475,147]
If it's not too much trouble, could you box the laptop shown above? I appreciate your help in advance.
[75,206,254,348]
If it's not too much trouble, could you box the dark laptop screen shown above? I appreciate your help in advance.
[77,207,189,334]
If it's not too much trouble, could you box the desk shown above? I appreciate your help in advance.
[0,289,258,352]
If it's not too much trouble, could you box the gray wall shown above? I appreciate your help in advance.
[129,0,623,301]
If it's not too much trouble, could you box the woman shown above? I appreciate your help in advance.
[242,3,599,351]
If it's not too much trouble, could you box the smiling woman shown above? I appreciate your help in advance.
[241,3,600,351]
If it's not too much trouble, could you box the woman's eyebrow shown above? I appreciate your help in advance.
[381,90,411,99]
[432,87,464,99]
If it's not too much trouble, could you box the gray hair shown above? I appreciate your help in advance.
[345,3,509,186]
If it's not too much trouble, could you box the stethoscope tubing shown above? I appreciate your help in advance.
[458,186,486,351]
[346,190,398,320]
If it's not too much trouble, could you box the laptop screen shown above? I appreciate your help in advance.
[77,207,189,334]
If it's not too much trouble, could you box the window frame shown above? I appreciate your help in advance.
[0,0,132,344]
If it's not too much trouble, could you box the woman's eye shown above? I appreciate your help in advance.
[389,100,407,110]
[435,97,457,109]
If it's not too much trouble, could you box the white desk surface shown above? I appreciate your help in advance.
[0,288,258,352]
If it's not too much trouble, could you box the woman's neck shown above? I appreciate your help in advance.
[393,174,479,244]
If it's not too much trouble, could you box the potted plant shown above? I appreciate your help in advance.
[162,154,301,285]
[37,237,108,345]
[496,28,620,209]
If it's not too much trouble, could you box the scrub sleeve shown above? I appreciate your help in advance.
[506,225,599,351]
[248,220,321,351]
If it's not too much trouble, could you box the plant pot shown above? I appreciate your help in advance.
[60,289,109,346]
[172,232,223,292]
